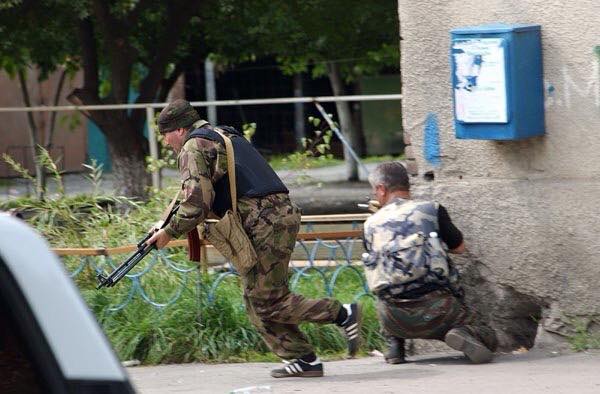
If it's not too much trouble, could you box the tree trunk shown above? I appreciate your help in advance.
[44,67,67,149]
[102,119,149,199]
[18,69,45,199]
[293,73,305,149]
[327,62,360,181]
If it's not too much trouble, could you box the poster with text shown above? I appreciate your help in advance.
[452,38,508,123]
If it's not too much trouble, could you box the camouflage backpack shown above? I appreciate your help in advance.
[362,199,455,295]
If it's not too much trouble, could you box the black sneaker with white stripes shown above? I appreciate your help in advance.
[338,303,362,357]
[270,357,324,378]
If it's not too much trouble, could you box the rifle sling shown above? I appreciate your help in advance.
[213,127,237,213]
[161,191,180,225]
[186,127,237,262]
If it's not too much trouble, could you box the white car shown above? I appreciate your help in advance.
[0,215,135,393]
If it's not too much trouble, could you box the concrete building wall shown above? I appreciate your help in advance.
[0,70,87,177]
[398,0,600,347]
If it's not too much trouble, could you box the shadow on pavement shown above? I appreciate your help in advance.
[408,349,574,366]
[281,367,443,383]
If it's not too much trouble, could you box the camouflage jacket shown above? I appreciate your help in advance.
[164,127,244,238]
[363,197,463,299]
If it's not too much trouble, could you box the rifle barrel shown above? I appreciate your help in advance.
[108,245,154,286]
[97,202,179,290]
[97,244,156,288]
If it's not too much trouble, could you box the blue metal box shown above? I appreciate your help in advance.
[450,24,545,140]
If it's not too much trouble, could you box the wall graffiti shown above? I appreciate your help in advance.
[423,112,441,165]
[545,48,600,108]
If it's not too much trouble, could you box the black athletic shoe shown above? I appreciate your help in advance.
[445,327,494,364]
[338,303,362,357]
[385,337,407,364]
[270,358,324,378]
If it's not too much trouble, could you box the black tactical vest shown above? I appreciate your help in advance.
[186,125,289,217]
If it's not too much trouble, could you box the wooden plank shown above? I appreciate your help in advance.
[297,230,362,241]
[289,260,362,268]
[52,248,108,256]
[52,230,363,256]
[207,260,363,269]
[300,213,370,223]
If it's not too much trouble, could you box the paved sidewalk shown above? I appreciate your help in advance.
[127,350,600,394]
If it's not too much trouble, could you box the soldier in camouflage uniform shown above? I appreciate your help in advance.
[363,162,497,364]
[146,99,362,378]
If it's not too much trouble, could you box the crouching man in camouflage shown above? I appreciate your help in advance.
[146,99,361,378]
[362,162,497,364]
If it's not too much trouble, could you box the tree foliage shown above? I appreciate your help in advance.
[204,0,399,80]
[0,1,78,78]
[0,0,206,198]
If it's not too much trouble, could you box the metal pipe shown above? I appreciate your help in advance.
[0,94,403,113]
[146,107,161,189]
[204,58,218,124]
[314,101,370,176]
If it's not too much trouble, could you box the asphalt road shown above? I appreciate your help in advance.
[127,350,600,394]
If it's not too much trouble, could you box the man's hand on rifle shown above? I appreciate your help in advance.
[150,220,164,233]
[145,228,172,249]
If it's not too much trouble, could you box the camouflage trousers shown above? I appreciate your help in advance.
[377,289,498,351]
[239,194,342,359]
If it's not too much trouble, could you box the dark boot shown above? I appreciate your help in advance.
[445,327,494,364]
[385,337,407,364]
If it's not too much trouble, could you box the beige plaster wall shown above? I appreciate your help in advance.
[0,69,87,177]
[398,0,600,331]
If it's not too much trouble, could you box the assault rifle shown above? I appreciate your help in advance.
[97,195,180,289]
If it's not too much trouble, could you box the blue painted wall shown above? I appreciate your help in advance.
[87,121,112,171]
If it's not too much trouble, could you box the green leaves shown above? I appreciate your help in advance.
[0,1,80,78]
[242,122,257,142]
[36,146,65,197]
[203,0,399,80]
[308,116,321,127]
[0,1,22,10]
[145,131,178,175]
[82,159,104,196]
[2,153,34,182]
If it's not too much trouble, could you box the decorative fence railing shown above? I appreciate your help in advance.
[53,214,372,313]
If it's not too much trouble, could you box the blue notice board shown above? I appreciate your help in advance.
[451,24,545,140]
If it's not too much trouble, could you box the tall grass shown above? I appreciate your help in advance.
[78,266,384,364]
